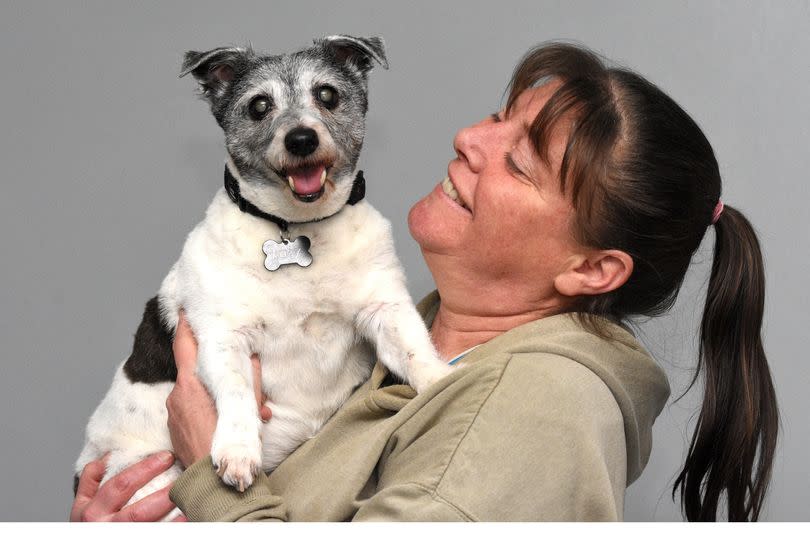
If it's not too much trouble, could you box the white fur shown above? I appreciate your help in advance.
[76,172,452,515]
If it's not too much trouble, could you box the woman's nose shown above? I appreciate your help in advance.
[453,124,485,173]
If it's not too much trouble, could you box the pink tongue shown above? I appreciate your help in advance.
[290,166,325,195]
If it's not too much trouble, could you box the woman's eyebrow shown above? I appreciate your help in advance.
[498,108,533,133]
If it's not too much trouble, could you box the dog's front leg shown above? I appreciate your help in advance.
[195,330,262,491]
[356,301,453,393]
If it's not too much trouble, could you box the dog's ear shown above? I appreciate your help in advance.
[179,46,251,104]
[316,35,389,74]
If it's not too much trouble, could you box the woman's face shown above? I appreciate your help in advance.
[408,83,582,306]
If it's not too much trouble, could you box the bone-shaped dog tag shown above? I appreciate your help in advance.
[262,236,313,271]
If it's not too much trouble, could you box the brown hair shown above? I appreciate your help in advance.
[507,42,778,521]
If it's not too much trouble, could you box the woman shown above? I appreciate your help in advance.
[71,42,777,522]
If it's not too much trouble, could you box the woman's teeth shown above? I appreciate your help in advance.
[441,176,469,210]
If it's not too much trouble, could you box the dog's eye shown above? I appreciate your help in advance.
[248,96,273,120]
[315,86,338,109]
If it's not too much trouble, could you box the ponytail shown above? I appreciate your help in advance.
[673,205,779,521]
[504,43,779,521]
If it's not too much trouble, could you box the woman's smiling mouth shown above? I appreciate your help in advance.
[441,176,471,211]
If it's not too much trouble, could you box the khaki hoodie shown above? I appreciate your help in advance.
[170,291,670,521]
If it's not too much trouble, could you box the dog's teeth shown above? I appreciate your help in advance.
[320,168,327,187]
[287,176,295,191]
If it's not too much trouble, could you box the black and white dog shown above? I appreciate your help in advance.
[75,35,451,511]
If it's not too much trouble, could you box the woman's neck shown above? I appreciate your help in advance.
[429,300,557,361]
[422,250,569,360]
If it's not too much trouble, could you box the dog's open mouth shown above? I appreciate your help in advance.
[285,164,329,203]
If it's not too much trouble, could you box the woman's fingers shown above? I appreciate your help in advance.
[75,456,107,499]
[250,353,272,422]
[69,456,109,521]
[260,405,273,422]
[93,452,176,516]
[250,353,263,410]
[173,310,199,377]
[112,484,178,522]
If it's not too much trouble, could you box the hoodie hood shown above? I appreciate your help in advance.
[417,291,670,484]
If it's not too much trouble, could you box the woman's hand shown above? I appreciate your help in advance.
[166,311,272,468]
[70,452,184,522]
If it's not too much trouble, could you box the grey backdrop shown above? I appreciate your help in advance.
[1,0,808,521]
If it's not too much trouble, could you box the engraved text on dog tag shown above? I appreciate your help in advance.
[262,236,313,271]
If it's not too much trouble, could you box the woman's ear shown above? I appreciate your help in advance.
[554,250,634,297]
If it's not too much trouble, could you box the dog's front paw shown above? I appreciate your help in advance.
[409,356,455,394]
[210,438,262,492]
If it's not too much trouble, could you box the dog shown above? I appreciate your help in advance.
[74,35,452,515]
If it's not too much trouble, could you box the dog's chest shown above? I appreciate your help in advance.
[237,228,381,404]
[169,196,395,401]
[227,238,364,344]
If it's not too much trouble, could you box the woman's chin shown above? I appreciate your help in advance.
[408,197,466,255]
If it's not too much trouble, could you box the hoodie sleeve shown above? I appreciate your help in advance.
[353,352,629,521]
[169,457,287,521]
[170,351,631,521]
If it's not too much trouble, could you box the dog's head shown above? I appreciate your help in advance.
[180,35,388,223]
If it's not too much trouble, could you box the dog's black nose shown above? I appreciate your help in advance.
[285,127,319,157]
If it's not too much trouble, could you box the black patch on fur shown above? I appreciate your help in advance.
[73,473,80,497]
[123,296,177,383]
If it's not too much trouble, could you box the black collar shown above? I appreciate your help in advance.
[223,166,366,232]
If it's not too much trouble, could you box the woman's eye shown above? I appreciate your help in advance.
[505,152,540,187]
[248,96,273,120]
[505,152,523,176]
[315,85,338,109]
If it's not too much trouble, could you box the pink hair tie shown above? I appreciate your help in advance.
[711,200,724,224]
